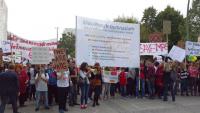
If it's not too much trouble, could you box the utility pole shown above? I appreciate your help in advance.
[186,0,190,41]
[55,27,59,42]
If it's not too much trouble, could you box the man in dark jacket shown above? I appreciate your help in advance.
[0,64,20,113]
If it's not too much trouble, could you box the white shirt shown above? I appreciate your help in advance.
[57,70,70,87]
[79,70,90,84]
[35,73,49,91]
[30,68,35,84]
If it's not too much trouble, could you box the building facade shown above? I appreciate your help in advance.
[0,0,8,47]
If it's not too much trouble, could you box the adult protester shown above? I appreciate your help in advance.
[0,64,20,113]
[57,68,70,113]
[163,59,171,101]
[91,63,102,107]
[119,68,127,97]
[79,62,91,109]
[146,61,156,99]
[69,61,79,106]
[127,67,135,97]
[169,63,178,102]
[28,65,36,100]
[188,63,198,96]
[179,63,189,96]
[46,63,58,106]
[155,62,164,99]
[35,66,50,111]
[15,64,29,107]
[102,67,111,100]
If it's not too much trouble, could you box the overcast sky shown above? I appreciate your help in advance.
[5,0,189,40]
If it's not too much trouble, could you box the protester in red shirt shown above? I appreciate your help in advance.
[155,63,164,99]
[15,64,29,107]
[119,68,127,97]
[188,63,198,96]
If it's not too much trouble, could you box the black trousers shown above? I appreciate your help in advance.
[93,86,101,104]
[0,94,18,113]
[48,85,58,105]
[127,78,134,96]
[57,87,69,110]
[69,85,78,105]
[29,84,36,100]
[19,93,26,106]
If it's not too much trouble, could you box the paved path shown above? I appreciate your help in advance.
[5,96,200,113]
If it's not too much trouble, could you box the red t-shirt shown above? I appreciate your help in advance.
[119,71,127,86]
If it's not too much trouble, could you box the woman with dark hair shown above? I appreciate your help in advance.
[91,63,102,107]
[79,62,91,109]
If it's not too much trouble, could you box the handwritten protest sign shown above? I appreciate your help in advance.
[168,46,185,62]
[15,52,22,63]
[140,42,168,55]
[1,40,11,53]
[102,71,119,83]
[186,41,200,56]
[53,49,68,71]
[31,47,50,64]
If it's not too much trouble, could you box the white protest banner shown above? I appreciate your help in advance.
[186,41,200,56]
[7,32,58,60]
[76,16,140,67]
[1,40,11,53]
[15,52,22,63]
[168,46,185,62]
[31,47,50,64]
[140,42,168,55]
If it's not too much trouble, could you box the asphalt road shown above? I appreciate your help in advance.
[5,96,200,113]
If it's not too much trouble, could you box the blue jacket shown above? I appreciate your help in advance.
[0,71,19,96]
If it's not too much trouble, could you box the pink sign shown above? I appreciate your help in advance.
[140,42,168,55]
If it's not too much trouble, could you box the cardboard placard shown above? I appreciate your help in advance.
[53,49,68,71]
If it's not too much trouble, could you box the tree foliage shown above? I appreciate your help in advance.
[189,0,200,41]
[141,6,157,42]
[58,32,75,58]
[155,6,185,48]
[114,15,138,24]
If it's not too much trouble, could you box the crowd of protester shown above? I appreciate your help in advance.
[1,58,200,113]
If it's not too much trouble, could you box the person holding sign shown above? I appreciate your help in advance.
[79,62,91,109]
[35,66,49,111]
[57,69,70,113]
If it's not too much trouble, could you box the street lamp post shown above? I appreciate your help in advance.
[186,0,190,41]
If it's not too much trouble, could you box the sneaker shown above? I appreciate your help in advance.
[35,108,39,111]
[45,107,50,110]
[92,103,95,107]
[84,104,87,109]
[80,105,84,109]
[96,103,100,106]
[64,108,68,111]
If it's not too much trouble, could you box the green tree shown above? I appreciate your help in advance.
[141,6,157,42]
[113,16,149,42]
[155,6,185,48]
[58,32,75,57]
[114,15,138,23]
[189,0,200,41]
[141,6,157,33]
